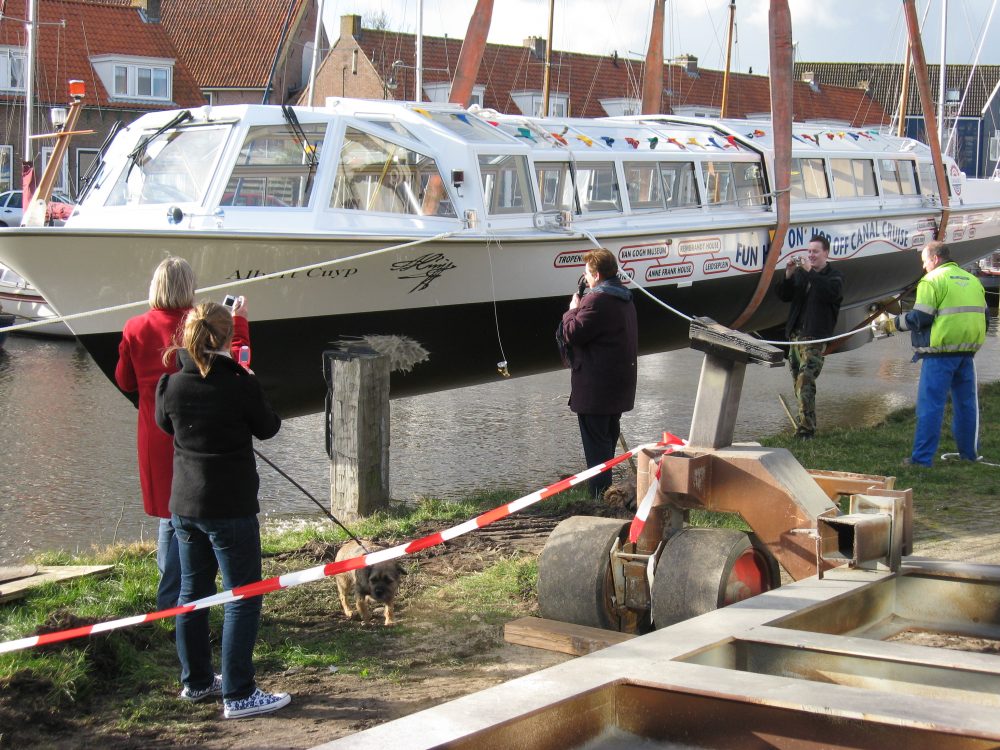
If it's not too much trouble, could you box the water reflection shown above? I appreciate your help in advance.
[0,309,997,564]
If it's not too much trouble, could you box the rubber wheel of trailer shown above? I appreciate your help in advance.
[537,516,647,633]
[650,527,780,629]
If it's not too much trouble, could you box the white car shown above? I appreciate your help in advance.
[0,190,74,227]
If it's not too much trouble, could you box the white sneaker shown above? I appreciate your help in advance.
[179,674,222,703]
[223,687,291,719]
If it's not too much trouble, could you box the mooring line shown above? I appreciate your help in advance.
[0,434,686,655]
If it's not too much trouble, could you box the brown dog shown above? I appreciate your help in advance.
[334,540,405,626]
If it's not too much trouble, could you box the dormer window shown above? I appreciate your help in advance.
[511,91,568,118]
[92,54,173,102]
[1,47,26,92]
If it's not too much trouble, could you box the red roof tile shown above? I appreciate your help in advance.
[159,0,308,89]
[0,0,203,109]
[344,27,888,126]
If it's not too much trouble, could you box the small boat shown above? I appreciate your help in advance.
[0,263,73,337]
[0,98,998,416]
[975,250,1000,291]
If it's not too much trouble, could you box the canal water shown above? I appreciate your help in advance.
[1,312,998,565]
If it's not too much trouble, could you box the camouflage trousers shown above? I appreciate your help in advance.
[788,338,826,436]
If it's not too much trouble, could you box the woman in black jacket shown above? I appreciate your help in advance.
[155,302,289,719]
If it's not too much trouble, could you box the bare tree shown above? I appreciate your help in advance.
[362,10,392,30]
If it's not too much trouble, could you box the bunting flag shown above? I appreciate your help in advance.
[725,135,738,147]
[826,132,836,140]
[837,132,845,139]
[516,127,536,141]
[860,131,875,139]
[454,113,471,124]
[576,135,594,146]
[746,128,766,139]
[413,107,431,117]
[791,134,807,144]
[550,132,568,145]
[625,137,639,149]
[487,120,499,126]
[666,137,686,149]
[847,132,860,141]
[648,136,659,149]
[600,136,615,147]
[687,136,701,147]
[707,136,725,149]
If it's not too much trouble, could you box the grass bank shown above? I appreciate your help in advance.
[0,381,997,741]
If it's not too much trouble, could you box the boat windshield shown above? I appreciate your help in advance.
[104,125,230,206]
[221,124,327,207]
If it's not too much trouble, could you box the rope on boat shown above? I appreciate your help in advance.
[575,229,877,348]
[0,231,457,335]
[0,435,682,655]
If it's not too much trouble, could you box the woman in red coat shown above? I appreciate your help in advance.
[115,257,250,610]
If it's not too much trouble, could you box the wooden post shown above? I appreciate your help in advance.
[324,347,390,521]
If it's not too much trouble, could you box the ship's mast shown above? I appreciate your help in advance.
[720,0,736,119]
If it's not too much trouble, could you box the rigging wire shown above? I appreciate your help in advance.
[484,230,509,376]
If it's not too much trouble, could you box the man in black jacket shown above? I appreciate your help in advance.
[560,248,638,497]
[775,234,844,439]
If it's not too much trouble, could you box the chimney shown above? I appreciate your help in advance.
[675,54,699,76]
[856,79,870,92]
[801,70,819,92]
[132,0,160,22]
[341,14,362,40]
[524,36,546,59]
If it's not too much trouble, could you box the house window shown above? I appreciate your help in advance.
[600,98,641,117]
[423,82,486,107]
[41,147,69,194]
[104,61,172,101]
[204,91,214,106]
[1,47,26,91]
[511,91,569,118]
[76,148,100,194]
[0,145,12,191]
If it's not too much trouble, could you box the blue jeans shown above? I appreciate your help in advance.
[172,514,262,701]
[156,517,180,611]
[912,355,980,466]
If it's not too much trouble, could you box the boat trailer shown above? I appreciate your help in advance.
[537,317,912,632]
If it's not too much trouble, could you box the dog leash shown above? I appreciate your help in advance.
[253,448,371,553]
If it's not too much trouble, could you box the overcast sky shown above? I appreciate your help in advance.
[323,0,1000,75]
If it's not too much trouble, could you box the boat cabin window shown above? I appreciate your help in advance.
[331,128,456,217]
[624,162,665,210]
[661,162,700,208]
[574,162,621,213]
[790,158,830,200]
[220,124,326,208]
[479,154,535,214]
[830,158,878,198]
[917,162,942,199]
[701,161,765,207]
[105,125,229,206]
[880,159,918,196]
[534,162,576,212]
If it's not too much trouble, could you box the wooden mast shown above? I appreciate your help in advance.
[731,0,792,330]
[448,0,494,106]
[896,50,911,138]
[720,0,736,119]
[641,0,665,114]
[541,0,555,117]
[902,0,951,240]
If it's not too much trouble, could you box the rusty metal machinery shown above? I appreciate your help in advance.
[538,318,913,633]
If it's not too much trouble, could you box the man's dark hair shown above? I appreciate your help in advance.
[924,240,951,261]
[584,248,618,279]
[809,234,830,252]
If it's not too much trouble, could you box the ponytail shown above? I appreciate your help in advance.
[163,302,234,377]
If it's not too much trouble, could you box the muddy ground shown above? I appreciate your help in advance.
[3,504,1000,749]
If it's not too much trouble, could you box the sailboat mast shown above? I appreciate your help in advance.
[720,0,736,119]
[448,0,493,106]
[306,0,325,107]
[896,50,911,138]
[937,0,947,149]
[415,0,423,101]
[902,0,950,239]
[641,0,665,114]
[24,0,37,163]
[541,0,554,117]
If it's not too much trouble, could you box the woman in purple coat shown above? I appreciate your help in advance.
[560,248,638,498]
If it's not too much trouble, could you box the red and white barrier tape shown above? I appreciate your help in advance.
[0,434,684,655]
[627,433,686,544]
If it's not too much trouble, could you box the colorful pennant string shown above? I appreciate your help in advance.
[666,137,686,149]
[648,137,659,149]
[576,135,594,147]
[550,132,567,145]
[725,135,738,147]
[625,137,639,149]
[516,127,535,141]
[687,137,701,147]
[413,107,431,117]
[454,113,470,124]
[600,136,615,147]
